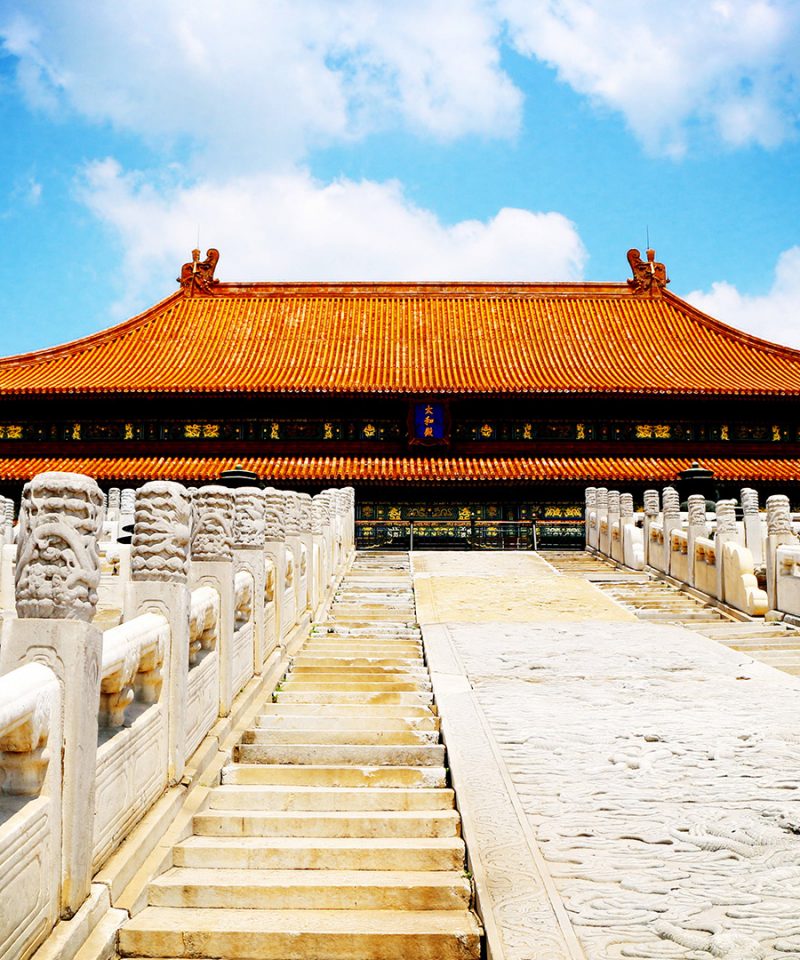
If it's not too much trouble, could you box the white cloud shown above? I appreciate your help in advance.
[500,0,800,154]
[686,247,800,348]
[3,0,799,160]
[78,159,586,317]
[1,0,520,168]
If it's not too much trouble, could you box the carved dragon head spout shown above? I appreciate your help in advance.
[16,471,105,621]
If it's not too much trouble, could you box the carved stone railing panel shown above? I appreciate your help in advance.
[189,586,219,665]
[99,614,169,729]
[0,662,59,796]
[234,570,254,633]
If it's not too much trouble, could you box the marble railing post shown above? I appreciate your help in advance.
[283,490,309,619]
[0,496,10,545]
[189,486,235,717]
[643,489,660,568]
[264,487,289,645]
[740,487,763,565]
[0,541,15,610]
[595,488,609,555]
[714,499,739,603]
[584,487,597,550]
[124,481,192,783]
[233,487,267,674]
[313,492,332,609]
[766,495,797,610]
[342,486,355,556]
[108,487,121,524]
[607,490,621,561]
[119,487,135,535]
[662,487,681,577]
[0,471,104,917]
[686,494,709,588]
[327,488,344,575]
[296,492,316,616]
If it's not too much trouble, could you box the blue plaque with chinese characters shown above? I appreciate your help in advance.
[414,402,445,440]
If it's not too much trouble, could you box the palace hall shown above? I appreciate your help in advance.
[0,247,799,547]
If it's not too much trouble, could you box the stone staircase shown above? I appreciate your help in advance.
[118,552,482,959]
[543,549,800,676]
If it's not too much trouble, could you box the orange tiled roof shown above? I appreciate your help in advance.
[2,282,800,396]
[0,456,797,484]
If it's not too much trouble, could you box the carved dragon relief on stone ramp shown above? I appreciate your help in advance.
[447,622,800,959]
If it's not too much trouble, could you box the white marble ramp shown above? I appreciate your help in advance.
[415,551,800,960]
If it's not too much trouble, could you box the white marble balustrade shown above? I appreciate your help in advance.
[0,470,354,960]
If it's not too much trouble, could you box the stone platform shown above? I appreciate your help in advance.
[414,551,800,960]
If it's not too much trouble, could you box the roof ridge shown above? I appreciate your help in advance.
[0,290,184,368]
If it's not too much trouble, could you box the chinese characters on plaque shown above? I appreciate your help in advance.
[413,402,446,441]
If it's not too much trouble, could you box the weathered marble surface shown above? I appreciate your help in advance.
[415,551,800,960]
[447,619,800,959]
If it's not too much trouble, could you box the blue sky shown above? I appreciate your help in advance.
[1,0,800,354]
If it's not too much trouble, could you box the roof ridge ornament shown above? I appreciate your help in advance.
[178,247,220,296]
[627,247,669,297]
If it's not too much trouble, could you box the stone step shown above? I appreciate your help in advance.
[173,835,466,871]
[234,742,445,766]
[241,728,438,746]
[722,638,800,649]
[302,644,423,655]
[292,657,423,668]
[118,907,481,959]
[222,764,447,789]
[258,702,435,718]
[634,611,723,622]
[193,809,461,838]
[696,625,791,638]
[148,867,471,911]
[274,691,433,706]
[289,665,428,676]
[206,785,455,812]
[281,679,431,692]
[254,714,439,732]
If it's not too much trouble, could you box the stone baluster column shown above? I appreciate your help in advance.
[619,493,634,567]
[119,488,135,535]
[264,488,289,645]
[124,481,191,783]
[3,496,14,545]
[0,496,8,545]
[106,487,121,540]
[662,486,681,577]
[595,488,609,556]
[282,491,307,625]
[686,494,709,588]
[643,489,660,568]
[766,495,797,611]
[607,490,621,561]
[740,487,763,565]
[342,486,355,556]
[584,487,597,550]
[0,471,104,917]
[313,492,332,603]
[326,488,344,575]
[233,487,267,674]
[108,487,121,521]
[189,486,236,716]
[295,492,316,616]
[714,499,739,602]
